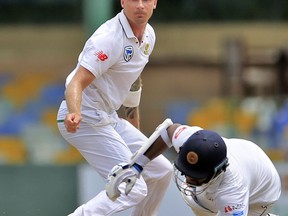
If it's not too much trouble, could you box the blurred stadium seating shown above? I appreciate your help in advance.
[166,97,288,162]
[0,72,83,165]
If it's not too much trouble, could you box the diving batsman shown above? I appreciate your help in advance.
[106,119,281,216]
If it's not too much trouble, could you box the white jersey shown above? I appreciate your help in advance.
[57,7,174,216]
[66,10,155,113]
[172,126,281,216]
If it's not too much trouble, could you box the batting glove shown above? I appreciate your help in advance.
[105,163,142,201]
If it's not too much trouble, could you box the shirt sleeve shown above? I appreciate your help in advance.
[78,32,120,78]
[215,178,249,216]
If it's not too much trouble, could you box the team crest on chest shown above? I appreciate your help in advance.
[123,45,134,62]
[144,43,150,55]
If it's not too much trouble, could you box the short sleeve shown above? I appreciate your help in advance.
[215,173,249,216]
[79,33,120,78]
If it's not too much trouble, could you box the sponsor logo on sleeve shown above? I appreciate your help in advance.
[123,45,133,62]
[174,126,187,139]
[233,211,244,216]
[224,204,245,215]
[95,51,108,62]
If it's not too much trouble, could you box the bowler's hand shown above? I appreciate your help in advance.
[64,113,82,133]
[105,163,142,201]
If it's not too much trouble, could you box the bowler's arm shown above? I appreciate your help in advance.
[123,77,142,129]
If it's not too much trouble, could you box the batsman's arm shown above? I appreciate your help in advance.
[106,119,181,201]
[123,77,142,129]
[142,123,181,160]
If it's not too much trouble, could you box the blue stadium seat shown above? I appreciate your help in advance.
[39,83,65,108]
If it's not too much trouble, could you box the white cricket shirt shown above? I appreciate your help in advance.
[66,10,155,112]
[172,126,281,216]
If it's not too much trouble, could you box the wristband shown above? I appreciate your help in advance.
[123,87,142,107]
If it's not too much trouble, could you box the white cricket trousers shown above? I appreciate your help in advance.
[57,105,173,216]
